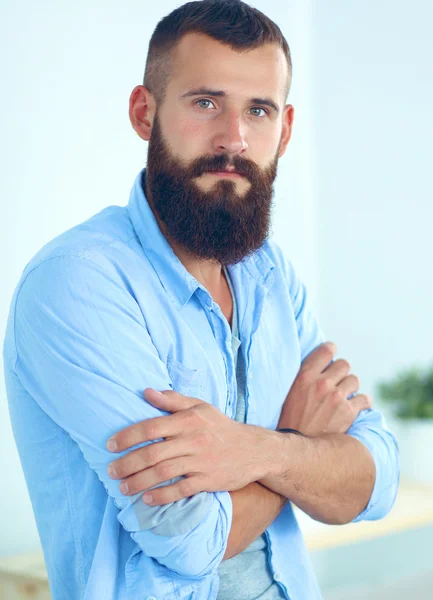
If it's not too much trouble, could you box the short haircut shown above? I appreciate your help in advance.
[143,0,292,106]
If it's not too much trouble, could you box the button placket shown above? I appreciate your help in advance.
[214,305,237,415]
[200,286,237,416]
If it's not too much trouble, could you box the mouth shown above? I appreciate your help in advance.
[204,170,244,178]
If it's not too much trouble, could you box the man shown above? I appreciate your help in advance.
[3,1,399,599]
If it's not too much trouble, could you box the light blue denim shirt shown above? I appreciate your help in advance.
[3,168,400,600]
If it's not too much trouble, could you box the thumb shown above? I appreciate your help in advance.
[143,388,204,412]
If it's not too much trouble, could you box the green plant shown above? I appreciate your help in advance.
[376,365,433,420]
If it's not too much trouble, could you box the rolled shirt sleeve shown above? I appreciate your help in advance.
[13,254,232,579]
[347,410,400,521]
[268,239,400,522]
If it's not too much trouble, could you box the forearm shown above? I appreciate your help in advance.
[259,430,376,525]
[223,481,287,560]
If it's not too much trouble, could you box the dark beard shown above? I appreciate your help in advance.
[144,111,280,267]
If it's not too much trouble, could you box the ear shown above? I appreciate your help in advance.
[278,104,295,159]
[129,85,157,142]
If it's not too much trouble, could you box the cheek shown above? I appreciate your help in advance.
[167,116,207,159]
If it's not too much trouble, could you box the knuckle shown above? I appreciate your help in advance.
[192,404,204,415]
[179,478,194,497]
[315,377,331,396]
[145,445,158,465]
[183,410,198,426]
[118,453,136,476]
[297,368,312,387]
[146,424,158,440]
[192,403,211,421]
[330,390,344,405]
[156,462,172,480]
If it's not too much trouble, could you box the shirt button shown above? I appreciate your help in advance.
[146,596,157,600]
[273,571,282,582]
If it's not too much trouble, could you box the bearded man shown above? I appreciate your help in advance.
[3,1,399,599]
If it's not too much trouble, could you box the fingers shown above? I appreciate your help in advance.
[106,390,204,452]
[107,412,185,452]
[141,475,206,506]
[301,341,337,375]
[321,359,353,385]
[117,456,196,496]
[350,393,373,416]
[144,388,204,411]
[335,373,360,397]
[109,437,191,480]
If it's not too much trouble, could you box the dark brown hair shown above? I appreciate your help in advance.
[143,0,292,106]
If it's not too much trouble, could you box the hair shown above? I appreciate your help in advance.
[143,0,292,107]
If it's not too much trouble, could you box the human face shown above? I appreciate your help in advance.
[133,32,294,265]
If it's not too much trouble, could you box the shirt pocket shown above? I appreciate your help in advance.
[166,356,208,398]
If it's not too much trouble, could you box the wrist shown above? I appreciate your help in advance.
[258,429,307,491]
[252,426,295,481]
[245,425,284,481]
[276,427,307,437]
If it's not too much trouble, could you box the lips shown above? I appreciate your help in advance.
[206,169,242,175]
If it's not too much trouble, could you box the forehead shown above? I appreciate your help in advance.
[168,32,287,103]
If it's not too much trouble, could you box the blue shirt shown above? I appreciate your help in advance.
[3,168,400,600]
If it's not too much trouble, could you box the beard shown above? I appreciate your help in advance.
[144,111,280,267]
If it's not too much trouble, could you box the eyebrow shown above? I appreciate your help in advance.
[179,87,280,114]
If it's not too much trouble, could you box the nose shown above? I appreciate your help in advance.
[211,111,248,155]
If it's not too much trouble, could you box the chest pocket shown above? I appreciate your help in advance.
[167,356,208,399]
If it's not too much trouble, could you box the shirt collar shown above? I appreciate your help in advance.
[127,168,275,309]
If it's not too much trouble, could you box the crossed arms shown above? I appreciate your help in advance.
[14,255,400,577]
[105,342,387,560]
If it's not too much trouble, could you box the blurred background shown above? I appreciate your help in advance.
[1,0,432,598]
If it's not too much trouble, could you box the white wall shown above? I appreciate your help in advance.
[0,0,316,557]
[311,0,433,395]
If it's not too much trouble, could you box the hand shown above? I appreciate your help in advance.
[277,341,372,436]
[107,389,269,505]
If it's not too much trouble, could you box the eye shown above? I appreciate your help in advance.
[194,99,269,118]
[249,107,268,118]
[195,99,215,110]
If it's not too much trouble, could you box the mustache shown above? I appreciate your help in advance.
[187,155,257,180]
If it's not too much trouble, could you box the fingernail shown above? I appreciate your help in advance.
[120,482,129,494]
[142,493,153,504]
[145,388,163,397]
[108,463,117,478]
[107,438,118,452]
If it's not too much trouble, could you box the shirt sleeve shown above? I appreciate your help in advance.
[13,254,232,579]
[267,239,400,522]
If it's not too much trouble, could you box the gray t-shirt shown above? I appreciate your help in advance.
[216,268,286,600]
